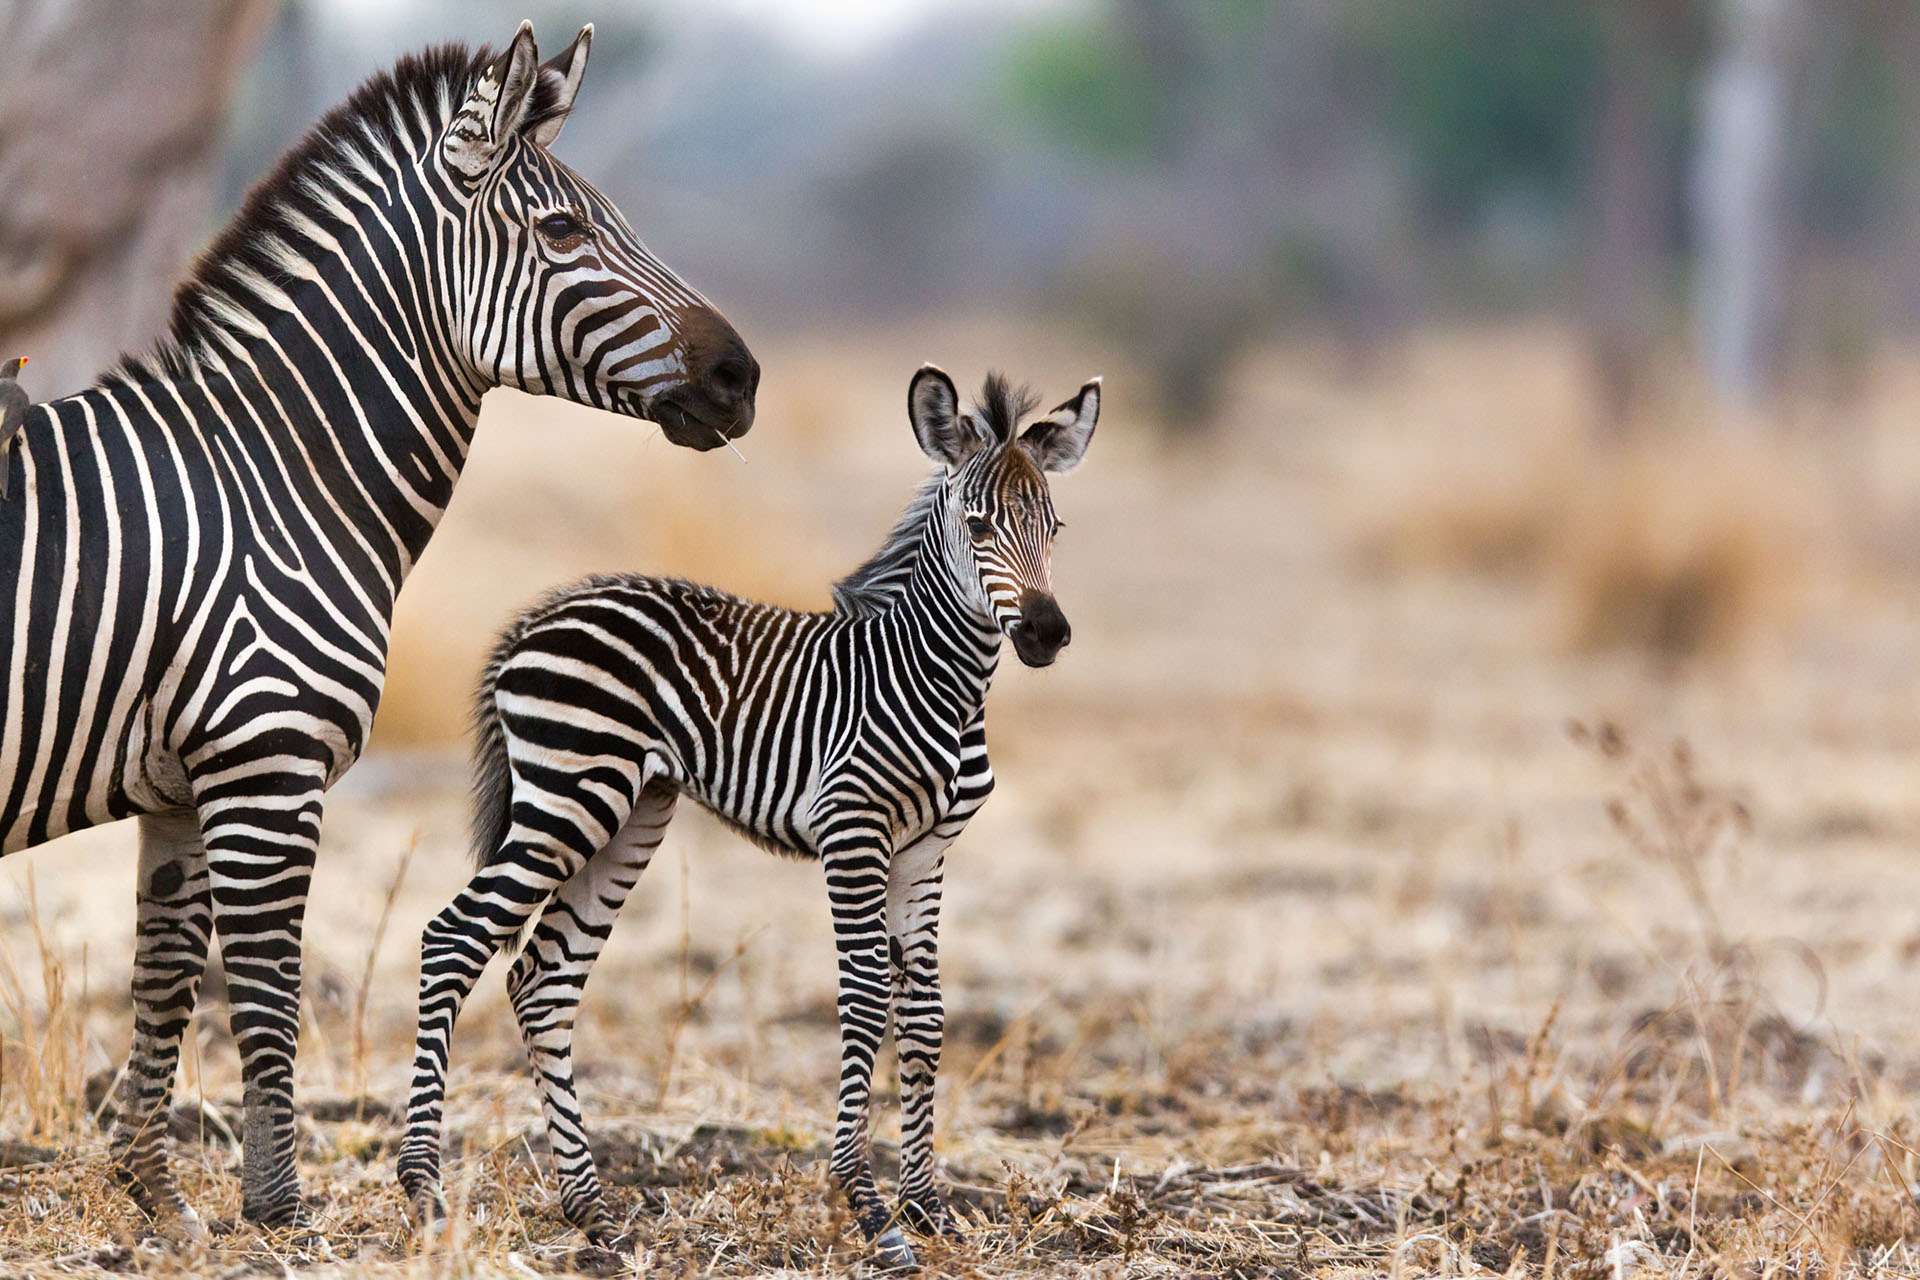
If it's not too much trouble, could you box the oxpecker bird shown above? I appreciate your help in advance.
[0,357,27,500]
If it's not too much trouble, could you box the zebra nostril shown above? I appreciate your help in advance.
[1022,613,1068,651]
[711,354,756,401]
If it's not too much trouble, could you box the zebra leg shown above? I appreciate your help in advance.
[887,831,955,1238]
[820,819,913,1265]
[108,812,214,1240]
[194,758,329,1228]
[506,785,676,1246]
[397,788,627,1226]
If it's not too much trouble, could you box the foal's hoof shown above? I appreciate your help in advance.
[408,1187,450,1231]
[143,1205,210,1247]
[900,1196,962,1240]
[173,1207,211,1246]
[870,1228,918,1271]
[574,1236,634,1276]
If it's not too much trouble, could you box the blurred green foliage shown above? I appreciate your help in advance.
[1001,18,1162,162]
[998,0,1912,427]
[1005,0,1902,245]
[1361,0,1605,228]
[1803,32,1901,239]
[1001,0,1291,166]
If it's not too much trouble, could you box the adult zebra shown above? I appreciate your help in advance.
[0,21,756,1235]
[401,367,1099,1266]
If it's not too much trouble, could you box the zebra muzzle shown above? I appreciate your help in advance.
[1009,592,1071,668]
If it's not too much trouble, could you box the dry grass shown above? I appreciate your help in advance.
[7,754,1920,1279]
[8,322,1920,1276]
[1372,436,1813,660]
[1358,335,1835,663]
[1544,438,1806,660]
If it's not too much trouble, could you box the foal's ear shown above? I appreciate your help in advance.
[524,23,592,148]
[1020,377,1101,473]
[908,365,992,469]
[444,20,541,179]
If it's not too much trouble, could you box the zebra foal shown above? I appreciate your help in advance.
[401,366,1101,1264]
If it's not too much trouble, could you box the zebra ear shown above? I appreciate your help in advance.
[908,365,989,469]
[444,21,541,179]
[1020,377,1101,473]
[525,24,592,148]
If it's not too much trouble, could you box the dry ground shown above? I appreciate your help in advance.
[7,323,1920,1275]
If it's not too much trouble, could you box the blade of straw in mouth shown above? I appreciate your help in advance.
[712,423,747,464]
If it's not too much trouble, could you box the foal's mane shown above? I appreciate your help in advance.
[830,372,1039,618]
[108,41,526,386]
[829,471,946,618]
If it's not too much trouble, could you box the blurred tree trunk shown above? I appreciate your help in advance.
[1887,2,1920,335]
[1584,4,1665,440]
[0,0,269,399]
[1110,0,1240,427]
[1691,0,1812,419]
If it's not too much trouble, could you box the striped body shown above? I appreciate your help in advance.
[402,368,1101,1262]
[0,353,467,854]
[491,572,1000,861]
[2,24,755,1235]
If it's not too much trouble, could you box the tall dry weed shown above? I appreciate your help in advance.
[0,872,91,1141]
[1567,724,1865,1139]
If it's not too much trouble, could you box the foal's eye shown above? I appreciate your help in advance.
[536,211,586,244]
[965,516,991,539]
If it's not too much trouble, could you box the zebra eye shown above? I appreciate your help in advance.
[965,515,991,539]
[536,211,586,244]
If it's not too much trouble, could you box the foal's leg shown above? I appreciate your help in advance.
[894,717,992,1237]
[109,812,214,1240]
[397,769,636,1224]
[818,812,913,1264]
[507,784,676,1245]
[887,831,954,1236]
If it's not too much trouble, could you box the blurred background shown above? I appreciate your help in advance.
[9,1,1920,1267]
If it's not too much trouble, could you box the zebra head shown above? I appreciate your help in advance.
[440,22,757,449]
[908,366,1101,668]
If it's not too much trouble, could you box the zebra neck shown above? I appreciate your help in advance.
[194,200,487,579]
[889,525,1004,703]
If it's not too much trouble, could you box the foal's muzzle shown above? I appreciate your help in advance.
[1009,591,1071,668]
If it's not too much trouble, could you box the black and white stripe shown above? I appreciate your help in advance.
[0,21,754,1235]
[399,367,1099,1261]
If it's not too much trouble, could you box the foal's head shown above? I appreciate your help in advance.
[908,366,1100,667]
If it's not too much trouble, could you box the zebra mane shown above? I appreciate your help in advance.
[110,42,497,385]
[830,470,947,618]
[975,371,1040,444]
[830,372,1038,617]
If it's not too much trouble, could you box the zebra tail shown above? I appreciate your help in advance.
[468,621,526,871]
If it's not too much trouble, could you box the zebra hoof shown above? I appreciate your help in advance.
[143,1205,209,1246]
[900,1195,962,1240]
[871,1228,918,1271]
[406,1184,450,1231]
[172,1207,210,1246]
[574,1237,633,1276]
[242,1196,315,1232]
